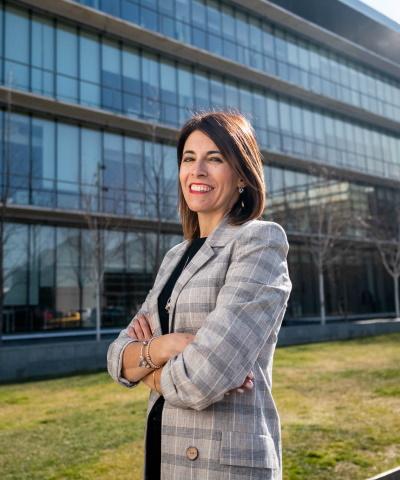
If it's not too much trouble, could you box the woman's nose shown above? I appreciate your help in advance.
[190,160,207,177]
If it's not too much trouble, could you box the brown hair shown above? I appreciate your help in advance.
[177,111,266,239]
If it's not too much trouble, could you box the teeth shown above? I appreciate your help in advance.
[191,184,212,192]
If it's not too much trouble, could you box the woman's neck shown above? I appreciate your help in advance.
[197,211,227,237]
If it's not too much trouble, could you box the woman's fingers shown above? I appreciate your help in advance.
[225,374,255,395]
[127,325,137,339]
[127,313,153,340]
[138,315,153,339]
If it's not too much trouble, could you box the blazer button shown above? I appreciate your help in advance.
[186,446,199,461]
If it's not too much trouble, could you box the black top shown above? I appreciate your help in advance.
[157,236,207,336]
[145,236,207,480]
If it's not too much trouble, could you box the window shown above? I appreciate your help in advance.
[9,113,30,204]
[177,66,193,123]
[160,61,178,124]
[57,123,79,208]
[4,6,29,89]
[102,40,122,112]
[125,137,144,216]
[80,33,100,107]
[122,46,141,117]
[81,128,102,204]
[142,52,160,119]
[32,118,55,207]
[56,25,78,102]
[104,133,124,213]
[31,15,55,96]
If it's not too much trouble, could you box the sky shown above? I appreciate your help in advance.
[360,0,400,26]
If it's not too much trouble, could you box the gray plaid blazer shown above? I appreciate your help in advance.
[107,216,292,480]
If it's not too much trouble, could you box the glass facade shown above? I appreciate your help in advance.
[2,216,395,333]
[75,0,400,123]
[1,110,178,218]
[1,107,398,331]
[1,1,399,334]
[3,222,181,333]
[1,3,400,182]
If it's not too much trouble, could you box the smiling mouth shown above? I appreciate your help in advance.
[189,184,214,193]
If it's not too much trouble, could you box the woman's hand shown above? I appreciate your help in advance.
[127,312,153,340]
[225,371,254,396]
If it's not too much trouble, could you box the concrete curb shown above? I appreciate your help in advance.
[366,467,400,480]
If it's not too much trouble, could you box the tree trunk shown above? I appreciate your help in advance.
[394,275,400,319]
[96,279,101,342]
[319,268,326,325]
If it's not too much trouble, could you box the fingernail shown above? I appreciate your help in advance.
[225,392,230,396]
[237,388,244,394]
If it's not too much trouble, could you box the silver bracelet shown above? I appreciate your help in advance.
[138,340,152,369]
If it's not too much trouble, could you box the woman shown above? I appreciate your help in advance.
[107,111,292,480]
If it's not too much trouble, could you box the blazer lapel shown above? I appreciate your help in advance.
[148,240,189,336]
[168,215,246,332]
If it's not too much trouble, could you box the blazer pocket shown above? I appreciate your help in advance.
[219,431,279,469]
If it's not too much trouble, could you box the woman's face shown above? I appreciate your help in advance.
[179,130,243,219]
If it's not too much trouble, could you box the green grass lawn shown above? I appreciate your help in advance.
[1,333,399,480]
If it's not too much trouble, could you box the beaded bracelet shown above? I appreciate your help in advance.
[145,337,162,369]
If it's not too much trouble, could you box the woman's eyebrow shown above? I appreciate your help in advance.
[183,150,222,155]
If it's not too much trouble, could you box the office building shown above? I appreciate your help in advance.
[1,0,399,336]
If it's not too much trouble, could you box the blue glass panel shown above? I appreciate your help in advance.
[221,4,235,41]
[121,0,139,23]
[192,27,206,50]
[81,128,102,207]
[104,133,124,213]
[161,16,174,38]
[80,33,100,106]
[192,0,206,28]
[56,26,78,102]
[142,52,160,119]
[235,11,249,48]
[210,75,224,109]
[224,81,238,112]
[125,137,145,216]
[160,61,177,123]
[5,6,29,64]
[32,118,56,207]
[0,7,2,83]
[140,6,158,31]
[194,70,209,110]
[9,113,30,205]
[208,34,223,57]
[102,40,122,111]
[4,224,28,306]
[100,0,120,16]
[31,15,55,96]
[57,123,79,208]
[207,0,221,34]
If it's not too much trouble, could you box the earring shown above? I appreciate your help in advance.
[238,186,244,194]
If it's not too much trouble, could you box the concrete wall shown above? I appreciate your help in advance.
[277,319,400,346]
[1,320,399,383]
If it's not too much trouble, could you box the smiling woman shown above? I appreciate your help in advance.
[107,111,292,480]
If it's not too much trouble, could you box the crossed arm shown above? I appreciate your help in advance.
[121,318,254,395]
[108,222,291,409]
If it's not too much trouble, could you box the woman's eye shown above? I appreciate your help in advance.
[182,157,194,162]
[209,157,223,162]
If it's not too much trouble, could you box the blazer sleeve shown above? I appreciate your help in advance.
[160,222,292,411]
[106,289,152,388]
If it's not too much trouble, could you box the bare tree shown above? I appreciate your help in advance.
[273,167,352,324]
[81,164,124,341]
[359,194,400,319]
